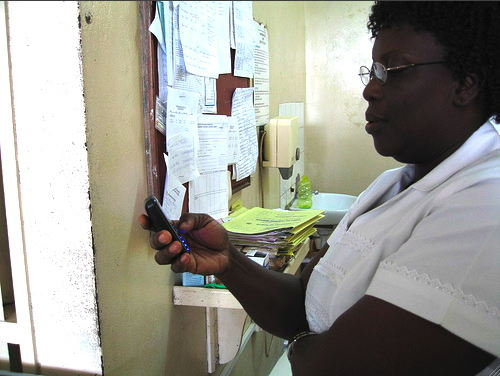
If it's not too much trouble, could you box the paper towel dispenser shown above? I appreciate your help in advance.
[262,116,300,179]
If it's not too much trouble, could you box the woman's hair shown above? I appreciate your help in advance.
[367,1,500,122]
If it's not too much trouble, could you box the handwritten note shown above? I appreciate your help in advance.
[178,1,219,78]
[172,3,215,113]
[231,87,258,180]
[233,1,255,78]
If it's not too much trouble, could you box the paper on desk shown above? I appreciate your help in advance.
[287,226,318,246]
[289,216,324,235]
[222,207,325,235]
[227,222,318,250]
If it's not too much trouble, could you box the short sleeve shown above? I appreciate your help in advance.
[367,180,500,357]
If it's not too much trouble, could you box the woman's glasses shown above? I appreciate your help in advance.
[359,61,447,86]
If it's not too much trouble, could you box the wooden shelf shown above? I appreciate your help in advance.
[172,239,310,309]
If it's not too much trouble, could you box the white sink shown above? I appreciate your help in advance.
[290,192,357,226]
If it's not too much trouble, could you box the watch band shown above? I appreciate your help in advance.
[287,330,317,361]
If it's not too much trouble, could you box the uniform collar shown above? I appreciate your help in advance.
[411,121,499,192]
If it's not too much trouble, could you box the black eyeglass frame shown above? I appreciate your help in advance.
[359,61,447,86]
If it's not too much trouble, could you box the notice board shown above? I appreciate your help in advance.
[139,1,252,212]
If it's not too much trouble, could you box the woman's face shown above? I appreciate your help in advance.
[362,23,460,167]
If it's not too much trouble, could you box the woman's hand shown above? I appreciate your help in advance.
[139,212,232,276]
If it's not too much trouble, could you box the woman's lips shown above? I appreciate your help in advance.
[365,112,386,134]
[365,119,385,134]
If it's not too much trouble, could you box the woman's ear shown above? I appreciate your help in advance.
[453,73,482,107]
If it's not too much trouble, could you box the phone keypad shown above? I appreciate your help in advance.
[172,225,189,252]
[180,235,190,252]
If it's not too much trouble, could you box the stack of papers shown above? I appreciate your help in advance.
[222,207,325,255]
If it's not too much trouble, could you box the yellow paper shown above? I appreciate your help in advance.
[222,207,325,235]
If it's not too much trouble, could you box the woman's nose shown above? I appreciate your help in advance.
[362,78,382,102]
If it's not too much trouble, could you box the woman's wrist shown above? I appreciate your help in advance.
[287,330,317,361]
[214,242,244,280]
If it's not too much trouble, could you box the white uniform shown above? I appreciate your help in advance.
[305,121,500,365]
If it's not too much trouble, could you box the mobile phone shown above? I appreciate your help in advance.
[144,195,190,256]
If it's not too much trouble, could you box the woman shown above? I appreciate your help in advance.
[140,2,499,374]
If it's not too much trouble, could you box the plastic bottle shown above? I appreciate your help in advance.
[297,175,313,209]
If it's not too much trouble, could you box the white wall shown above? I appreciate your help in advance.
[250,2,401,209]
[305,2,402,196]
[250,1,307,209]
